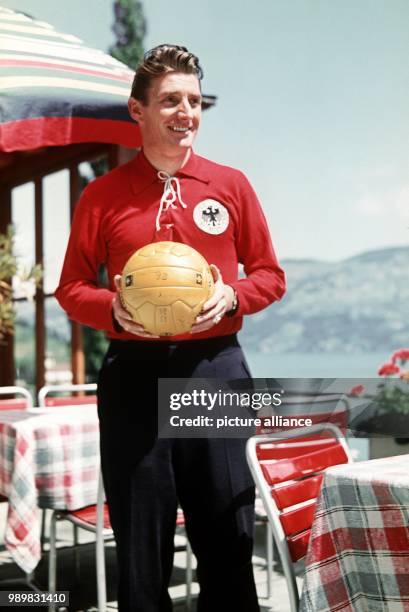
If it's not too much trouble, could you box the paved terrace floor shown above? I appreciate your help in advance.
[0,504,303,611]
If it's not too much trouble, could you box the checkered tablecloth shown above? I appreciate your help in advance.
[0,405,100,573]
[300,454,409,612]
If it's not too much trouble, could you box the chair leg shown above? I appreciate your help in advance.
[185,539,193,612]
[48,511,57,612]
[73,524,80,579]
[266,522,273,599]
[96,471,107,612]
[40,510,47,551]
[96,535,107,611]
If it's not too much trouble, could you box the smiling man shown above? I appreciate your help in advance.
[56,45,285,612]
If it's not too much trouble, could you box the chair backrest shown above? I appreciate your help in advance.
[246,423,352,612]
[0,386,33,410]
[38,383,97,407]
[257,392,349,436]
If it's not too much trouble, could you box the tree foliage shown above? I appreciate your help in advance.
[109,0,146,69]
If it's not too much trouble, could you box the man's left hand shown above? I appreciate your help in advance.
[190,265,234,334]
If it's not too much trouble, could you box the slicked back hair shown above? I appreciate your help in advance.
[131,44,203,104]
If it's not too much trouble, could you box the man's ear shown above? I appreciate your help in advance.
[128,97,144,123]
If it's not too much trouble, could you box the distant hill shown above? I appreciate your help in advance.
[241,246,409,353]
[17,246,409,355]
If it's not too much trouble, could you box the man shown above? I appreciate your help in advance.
[56,44,285,612]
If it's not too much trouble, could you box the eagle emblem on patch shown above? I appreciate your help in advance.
[193,199,229,235]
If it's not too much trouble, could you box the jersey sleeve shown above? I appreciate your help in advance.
[55,188,117,333]
[229,172,286,317]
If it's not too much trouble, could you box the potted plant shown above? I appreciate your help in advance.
[347,351,409,458]
[374,350,409,439]
[0,225,42,341]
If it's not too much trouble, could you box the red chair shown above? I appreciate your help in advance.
[0,385,32,410]
[38,383,97,408]
[254,392,349,599]
[42,384,194,611]
[246,423,353,611]
[257,391,349,436]
[48,472,194,611]
[37,383,98,551]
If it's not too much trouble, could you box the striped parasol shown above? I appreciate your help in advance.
[0,6,141,152]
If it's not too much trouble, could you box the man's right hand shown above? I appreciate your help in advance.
[112,275,160,338]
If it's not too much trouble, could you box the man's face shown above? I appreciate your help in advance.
[128,72,202,154]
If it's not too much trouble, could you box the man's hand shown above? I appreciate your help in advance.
[190,265,235,334]
[112,275,160,338]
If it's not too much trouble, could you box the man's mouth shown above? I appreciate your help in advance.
[168,125,191,133]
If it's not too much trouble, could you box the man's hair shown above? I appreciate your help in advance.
[131,44,203,104]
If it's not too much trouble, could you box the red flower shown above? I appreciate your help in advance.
[349,384,365,396]
[391,349,409,364]
[378,362,400,376]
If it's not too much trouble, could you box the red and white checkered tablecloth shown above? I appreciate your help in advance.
[0,405,100,573]
[300,454,409,612]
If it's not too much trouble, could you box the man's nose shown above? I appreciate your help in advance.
[177,98,193,117]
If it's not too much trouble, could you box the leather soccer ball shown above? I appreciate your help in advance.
[120,241,215,336]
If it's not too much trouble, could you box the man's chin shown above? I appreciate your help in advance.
[170,136,195,150]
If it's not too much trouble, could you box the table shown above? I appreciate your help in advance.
[0,405,100,573]
[300,454,409,612]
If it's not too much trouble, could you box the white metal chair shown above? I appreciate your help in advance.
[38,384,110,611]
[253,391,349,600]
[38,383,97,408]
[41,384,194,611]
[37,383,97,553]
[48,468,112,612]
[48,470,194,611]
[246,423,353,611]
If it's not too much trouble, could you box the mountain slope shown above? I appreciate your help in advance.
[241,246,409,353]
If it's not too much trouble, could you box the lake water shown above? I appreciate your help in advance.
[243,350,386,378]
[241,350,388,460]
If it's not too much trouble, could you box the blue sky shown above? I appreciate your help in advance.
[3,0,409,269]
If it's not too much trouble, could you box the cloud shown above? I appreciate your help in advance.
[357,185,409,219]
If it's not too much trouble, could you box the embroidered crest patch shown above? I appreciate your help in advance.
[193,199,229,235]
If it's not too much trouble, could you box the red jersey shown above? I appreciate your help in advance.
[55,150,286,341]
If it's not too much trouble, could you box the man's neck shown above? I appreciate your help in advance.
[142,146,192,176]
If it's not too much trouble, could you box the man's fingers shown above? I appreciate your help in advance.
[192,302,226,333]
[191,317,221,334]
[209,264,221,283]
[112,288,159,337]
[114,274,122,292]
[196,297,226,323]
[112,294,133,321]
[113,276,134,320]
[201,287,225,313]
[120,317,160,338]
[195,307,224,326]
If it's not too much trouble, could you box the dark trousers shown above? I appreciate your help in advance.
[97,334,260,612]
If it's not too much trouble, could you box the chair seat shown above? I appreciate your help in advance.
[63,505,186,530]
[62,503,112,530]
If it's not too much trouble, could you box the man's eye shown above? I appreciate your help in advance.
[190,98,201,107]
[165,96,177,105]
